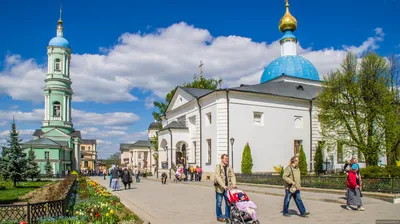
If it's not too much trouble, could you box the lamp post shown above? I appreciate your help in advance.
[230,137,235,171]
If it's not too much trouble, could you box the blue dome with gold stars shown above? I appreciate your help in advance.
[260,55,320,83]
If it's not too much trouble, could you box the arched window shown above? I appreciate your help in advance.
[55,59,61,71]
[53,101,61,117]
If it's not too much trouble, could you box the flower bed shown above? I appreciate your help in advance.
[38,177,142,224]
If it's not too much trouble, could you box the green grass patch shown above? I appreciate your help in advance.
[0,180,52,204]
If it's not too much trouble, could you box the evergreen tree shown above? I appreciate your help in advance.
[0,146,10,180]
[25,145,40,181]
[298,145,308,176]
[1,119,27,187]
[241,143,253,174]
[44,158,53,178]
[314,143,324,175]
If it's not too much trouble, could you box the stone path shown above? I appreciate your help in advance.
[92,176,400,224]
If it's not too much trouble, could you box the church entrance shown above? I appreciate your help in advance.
[175,141,188,167]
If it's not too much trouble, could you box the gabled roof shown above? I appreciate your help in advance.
[82,139,97,144]
[231,80,322,100]
[32,129,44,137]
[69,131,81,138]
[120,140,153,151]
[22,138,64,148]
[180,87,213,98]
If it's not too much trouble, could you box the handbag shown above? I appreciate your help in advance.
[289,166,297,194]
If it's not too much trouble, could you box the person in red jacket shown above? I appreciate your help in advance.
[346,167,365,211]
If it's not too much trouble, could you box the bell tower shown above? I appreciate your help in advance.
[42,7,74,134]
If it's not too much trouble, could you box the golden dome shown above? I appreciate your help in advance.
[279,0,297,33]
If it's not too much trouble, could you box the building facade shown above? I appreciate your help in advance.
[22,9,86,174]
[120,122,159,173]
[157,1,374,176]
[80,139,97,171]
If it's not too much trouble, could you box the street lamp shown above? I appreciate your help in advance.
[230,137,235,171]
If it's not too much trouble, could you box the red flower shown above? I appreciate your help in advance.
[20,222,27,224]
[96,213,101,218]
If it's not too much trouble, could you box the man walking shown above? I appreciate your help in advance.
[282,156,309,217]
[214,154,236,222]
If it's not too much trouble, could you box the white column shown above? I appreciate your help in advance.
[74,142,80,171]
[47,55,50,73]
[62,54,65,75]
[44,95,47,120]
[63,95,66,121]
[67,57,70,76]
[46,95,50,120]
[67,96,70,122]
[49,54,52,72]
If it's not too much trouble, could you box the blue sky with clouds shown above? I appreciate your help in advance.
[0,0,399,158]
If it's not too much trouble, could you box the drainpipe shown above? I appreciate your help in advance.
[168,128,173,179]
[196,98,202,168]
[226,90,230,167]
[309,100,313,173]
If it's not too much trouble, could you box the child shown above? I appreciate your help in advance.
[235,192,258,221]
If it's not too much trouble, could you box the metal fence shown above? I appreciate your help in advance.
[0,179,76,224]
[236,174,400,194]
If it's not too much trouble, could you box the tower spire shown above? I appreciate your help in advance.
[279,0,297,33]
[57,3,64,37]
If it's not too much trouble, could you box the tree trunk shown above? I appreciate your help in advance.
[13,179,17,188]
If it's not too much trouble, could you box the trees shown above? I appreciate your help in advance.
[241,143,253,174]
[25,145,40,181]
[152,74,221,122]
[0,120,27,187]
[298,145,308,176]
[44,158,53,178]
[317,52,400,166]
[314,143,324,175]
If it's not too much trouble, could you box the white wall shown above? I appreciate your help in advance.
[229,91,311,173]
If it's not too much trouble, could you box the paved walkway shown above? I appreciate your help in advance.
[92,176,400,224]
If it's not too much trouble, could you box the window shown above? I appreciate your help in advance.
[53,101,61,117]
[45,151,49,160]
[81,146,85,150]
[294,116,303,129]
[337,142,344,163]
[189,116,196,126]
[88,146,91,151]
[253,112,263,125]
[84,161,88,167]
[55,59,61,71]
[138,162,142,168]
[206,139,212,164]
[206,113,212,125]
[293,140,302,156]
[138,153,142,159]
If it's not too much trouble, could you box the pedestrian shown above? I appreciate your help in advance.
[103,169,107,180]
[134,166,140,182]
[122,168,132,190]
[189,166,194,181]
[214,154,236,222]
[282,156,310,217]
[111,165,120,191]
[346,166,365,211]
[109,168,113,187]
[161,172,167,184]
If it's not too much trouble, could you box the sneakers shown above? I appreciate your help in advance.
[300,212,310,217]
[282,213,290,217]
[346,206,351,210]
[358,207,365,211]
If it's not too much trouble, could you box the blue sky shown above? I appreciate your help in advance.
[0,0,399,158]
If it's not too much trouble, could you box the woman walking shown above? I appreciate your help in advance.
[346,166,365,211]
[122,168,132,190]
[282,156,310,217]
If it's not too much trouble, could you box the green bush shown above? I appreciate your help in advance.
[314,143,324,175]
[298,145,308,176]
[241,143,253,174]
[360,166,400,178]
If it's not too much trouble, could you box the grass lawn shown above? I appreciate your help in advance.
[0,180,53,204]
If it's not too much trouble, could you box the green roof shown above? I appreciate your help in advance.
[22,138,65,148]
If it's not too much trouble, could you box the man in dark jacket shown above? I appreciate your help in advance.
[111,165,120,191]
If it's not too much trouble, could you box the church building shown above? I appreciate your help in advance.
[157,0,368,175]
[22,9,93,174]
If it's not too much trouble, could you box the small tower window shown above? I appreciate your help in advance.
[55,59,61,71]
[53,101,61,117]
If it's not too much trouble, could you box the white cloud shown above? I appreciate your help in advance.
[0,23,385,103]
[0,109,139,128]
[104,126,129,131]
[144,96,155,109]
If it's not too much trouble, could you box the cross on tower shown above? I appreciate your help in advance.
[199,60,204,77]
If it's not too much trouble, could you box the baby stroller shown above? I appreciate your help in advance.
[173,171,185,183]
[227,189,259,224]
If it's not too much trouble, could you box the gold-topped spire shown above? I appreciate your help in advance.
[278,0,297,33]
[56,3,64,37]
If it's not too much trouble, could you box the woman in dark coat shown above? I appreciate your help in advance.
[122,168,132,190]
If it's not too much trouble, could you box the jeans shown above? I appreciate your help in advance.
[283,189,306,215]
[216,191,230,219]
